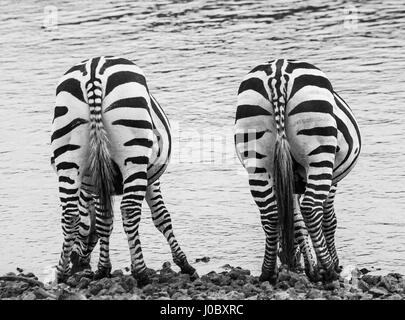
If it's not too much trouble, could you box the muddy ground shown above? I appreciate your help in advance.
[1,262,404,300]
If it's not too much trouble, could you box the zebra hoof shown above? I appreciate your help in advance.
[70,252,91,275]
[56,273,68,284]
[180,263,198,277]
[259,271,277,285]
[322,268,339,282]
[93,266,111,280]
[133,270,151,288]
[305,269,322,283]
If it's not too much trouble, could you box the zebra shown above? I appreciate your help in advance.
[51,56,196,285]
[234,59,361,283]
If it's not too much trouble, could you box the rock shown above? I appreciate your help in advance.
[97,289,108,296]
[107,283,125,295]
[158,272,176,284]
[357,280,370,292]
[260,281,273,292]
[241,283,260,297]
[248,276,260,285]
[192,293,208,300]
[205,272,223,285]
[228,268,248,281]
[359,268,370,275]
[97,278,113,290]
[287,288,299,299]
[111,270,124,278]
[5,272,16,277]
[70,269,93,282]
[288,272,302,286]
[224,290,245,300]
[278,270,291,282]
[386,294,403,300]
[379,275,397,292]
[273,291,290,300]
[16,267,24,273]
[328,295,342,300]
[221,264,233,270]
[66,276,79,287]
[172,291,190,300]
[88,282,103,295]
[142,284,155,296]
[324,280,340,291]
[359,293,373,300]
[120,275,137,292]
[369,287,388,297]
[362,275,381,286]
[306,288,323,299]
[25,272,36,278]
[294,281,308,292]
[193,279,203,287]
[275,281,290,290]
[130,294,141,300]
[195,257,210,263]
[76,277,91,290]
[387,273,403,280]
[21,291,36,300]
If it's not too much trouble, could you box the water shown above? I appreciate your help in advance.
[0,0,404,280]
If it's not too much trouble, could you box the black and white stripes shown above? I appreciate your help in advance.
[51,56,196,285]
[234,59,361,282]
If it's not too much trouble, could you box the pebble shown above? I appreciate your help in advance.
[369,287,388,297]
[362,275,381,286]
[142,284,156,296]
[379,275,397,292]
[357,279,370,292]
[76,277,91,290]
[273,291,290,300]
[260,281,273,292]
[324,280,340,291]
[111,270,124,278]
[21,291,36,300]
[195,257,210,263]
[306,288,323,299]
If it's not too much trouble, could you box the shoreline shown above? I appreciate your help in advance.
[1,263,404,300]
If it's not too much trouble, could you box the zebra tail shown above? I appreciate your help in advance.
[87,80,115,217]
[273,135,295,269]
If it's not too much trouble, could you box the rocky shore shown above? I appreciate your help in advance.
[1,262,404,300]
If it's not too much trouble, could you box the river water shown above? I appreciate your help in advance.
[0,0,404,280]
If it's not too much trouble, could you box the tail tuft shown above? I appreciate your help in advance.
[273,136,295,268]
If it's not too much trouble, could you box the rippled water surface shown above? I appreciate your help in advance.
[1,0,405,279]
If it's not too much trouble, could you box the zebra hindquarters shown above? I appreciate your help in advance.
[286,88,338,280]
[102,86,154,286]
[51,91,91,281]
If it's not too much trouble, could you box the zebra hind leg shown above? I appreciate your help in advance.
[71,189,95,274]
[292,194,321,281]
[146,180,198,279]
[248,172,279,284]
[322,184,341,273]
[300,169,338,282]
[92,196,114,280]
[118,162,151,286]
[55,168,83,282]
